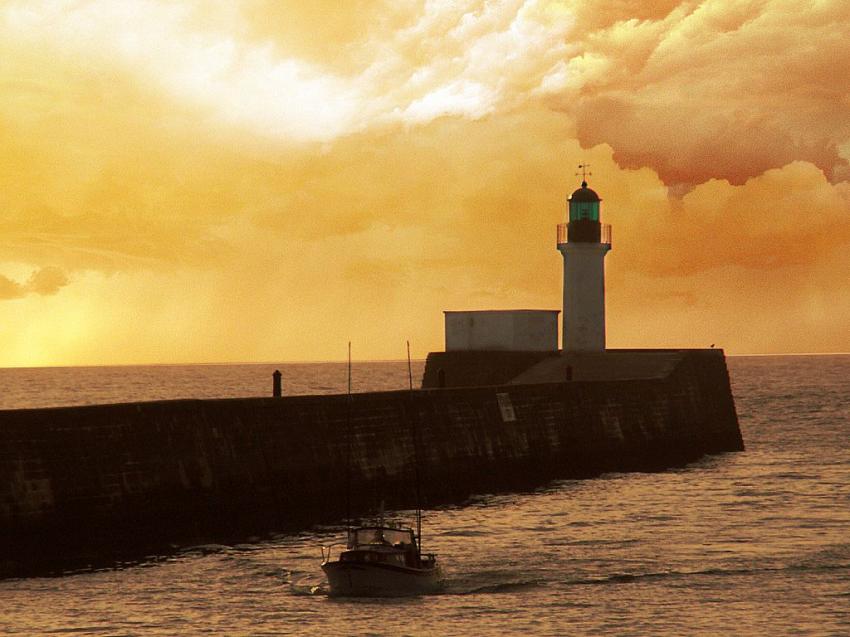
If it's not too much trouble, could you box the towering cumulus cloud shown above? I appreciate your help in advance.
[0,0,847,365]
[562,1,850,185]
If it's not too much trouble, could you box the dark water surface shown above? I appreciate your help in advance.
[1,355,848,636]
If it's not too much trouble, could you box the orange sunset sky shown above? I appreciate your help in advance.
[1,0,849,366]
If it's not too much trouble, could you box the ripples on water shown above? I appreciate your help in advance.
[1,355,849,636]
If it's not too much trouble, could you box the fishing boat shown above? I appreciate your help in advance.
[320,341,442,596]
[321,524,442,597]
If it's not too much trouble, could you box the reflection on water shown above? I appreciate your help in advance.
[1,355,849,636]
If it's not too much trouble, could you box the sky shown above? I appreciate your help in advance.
[1,0,848,366]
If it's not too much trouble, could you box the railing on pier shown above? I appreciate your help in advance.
[556,223,612,247]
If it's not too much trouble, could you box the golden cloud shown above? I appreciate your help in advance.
[0,267,69,300]
[563,1,850,185]
[0,0,847,365]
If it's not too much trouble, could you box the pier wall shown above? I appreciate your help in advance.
[0,350,742,577]
[421,350,555,388]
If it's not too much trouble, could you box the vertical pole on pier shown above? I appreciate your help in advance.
[272,370,282,397]
[407,340,414,391]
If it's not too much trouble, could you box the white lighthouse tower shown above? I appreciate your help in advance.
[557,168,612,352]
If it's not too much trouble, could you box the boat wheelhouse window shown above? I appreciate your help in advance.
[350,528,383,545]
[350,527,415,547]
[382,528,414,546]
[340,550,407,566]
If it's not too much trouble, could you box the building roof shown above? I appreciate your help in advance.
[569,181,601,202]
[443,309,560,315]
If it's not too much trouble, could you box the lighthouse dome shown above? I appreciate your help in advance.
[568,179,601,227]
[569,181,600,202]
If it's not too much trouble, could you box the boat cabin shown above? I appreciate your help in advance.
[335,526,432,569]
[347,526,416,549]
[340,550,408,566]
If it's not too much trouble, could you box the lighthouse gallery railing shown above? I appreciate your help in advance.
[556,223,612,246]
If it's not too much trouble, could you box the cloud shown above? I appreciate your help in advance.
[618,162,850,277]
[6,0,849,189]
[2,0,363,143]
[1,0,575,141]
[0,42,244,273]
[26,266,70,296]
[0,267,70,300]
[403,80,499,122]
[0,0,848,363]
[562,0,850,185]
[0,276,24,300]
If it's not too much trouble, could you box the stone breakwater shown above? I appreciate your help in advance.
[0,350,741,577]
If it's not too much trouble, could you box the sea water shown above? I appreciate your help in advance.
[0,355,848,636]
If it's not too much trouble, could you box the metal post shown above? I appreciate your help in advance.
[272,369,282,397]
[406,341,413,391]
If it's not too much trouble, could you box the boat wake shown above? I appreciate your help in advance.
[449,579,546,595]
[289,579,328,596]
[442,569,546,596]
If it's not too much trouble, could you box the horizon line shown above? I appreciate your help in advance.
[1,350,849,371]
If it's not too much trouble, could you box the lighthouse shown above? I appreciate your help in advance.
[557,170,612,352]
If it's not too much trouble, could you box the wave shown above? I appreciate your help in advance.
[177,543,230,556]
[440,567,547,596]
[568,560,850,587]
[289,581,328,596]
[438,529,490,537]
[447,578,546,596]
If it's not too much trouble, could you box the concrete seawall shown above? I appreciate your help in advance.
[0,350,742,577]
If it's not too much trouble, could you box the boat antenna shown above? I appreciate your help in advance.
[407,340,423,559]
[345,341,352,541]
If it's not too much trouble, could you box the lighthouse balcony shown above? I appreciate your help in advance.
[557,223,611,247]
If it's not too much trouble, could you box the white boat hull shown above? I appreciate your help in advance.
[322,561,443,597]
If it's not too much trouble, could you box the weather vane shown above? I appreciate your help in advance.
[576,163,591,184]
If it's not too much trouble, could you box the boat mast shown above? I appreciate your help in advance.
[345,341,352,541]
[407,340,422,558]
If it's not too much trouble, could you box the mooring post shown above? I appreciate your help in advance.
[437,368,446,388]
[272,369,282,397]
